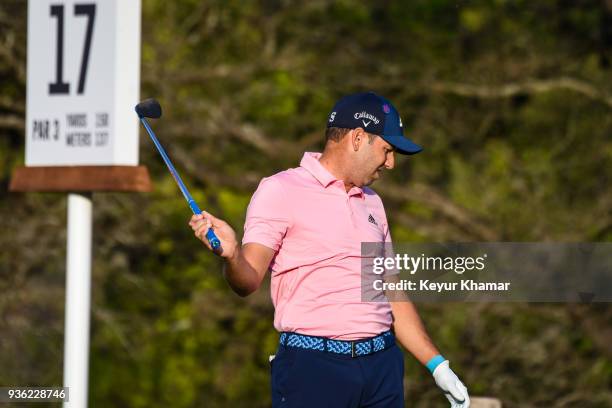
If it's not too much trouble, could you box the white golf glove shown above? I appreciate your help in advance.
[432,360,470,408]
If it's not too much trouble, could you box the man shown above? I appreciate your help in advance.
[189,92,470,407]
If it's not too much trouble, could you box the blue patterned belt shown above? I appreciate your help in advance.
[279,331,395,358]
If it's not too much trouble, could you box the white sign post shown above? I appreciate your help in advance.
[22,1,143,407]
[64,192,93,408]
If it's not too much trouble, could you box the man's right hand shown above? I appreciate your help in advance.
[189,213,275,296]
[189,212,238,259]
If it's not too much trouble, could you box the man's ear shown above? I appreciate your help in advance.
[351,128,365,151]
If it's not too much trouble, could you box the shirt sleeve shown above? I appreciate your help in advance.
[242,177,292,252]
[379,199,399,276]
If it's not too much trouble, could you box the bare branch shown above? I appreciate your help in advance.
[93,308,134,357]
[428,77,612,109]
[166,143,261,191]
[394,212,473,241]
[0,30,26,83]
[160,65,256,85]
[0,95,24,114]
[378,182,500,241]
[0,114,24,131]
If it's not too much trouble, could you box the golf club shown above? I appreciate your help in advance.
[135,98,221,251]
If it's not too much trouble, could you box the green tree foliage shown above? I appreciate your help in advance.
[0,1,610,407]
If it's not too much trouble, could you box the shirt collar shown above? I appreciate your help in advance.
[299,152,364,198]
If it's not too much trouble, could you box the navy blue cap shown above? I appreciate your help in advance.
[326,92,422,155]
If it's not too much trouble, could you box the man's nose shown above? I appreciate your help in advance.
[385,152,395,169]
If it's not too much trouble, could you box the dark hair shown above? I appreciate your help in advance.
[325,127,378,144]
[325,127,352,142]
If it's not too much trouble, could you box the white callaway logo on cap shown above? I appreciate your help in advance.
[353,111,379,128]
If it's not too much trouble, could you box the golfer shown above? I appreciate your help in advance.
[190,92,470,407]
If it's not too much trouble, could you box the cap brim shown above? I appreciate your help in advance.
[381,135,423,155]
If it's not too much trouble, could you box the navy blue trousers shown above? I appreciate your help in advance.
[271,344,404,407]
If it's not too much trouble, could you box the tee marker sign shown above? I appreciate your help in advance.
[26,0,140,166]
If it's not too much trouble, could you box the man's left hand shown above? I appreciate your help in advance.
[432,360,470,408]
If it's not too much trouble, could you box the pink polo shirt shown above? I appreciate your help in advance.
[242,152,393,340]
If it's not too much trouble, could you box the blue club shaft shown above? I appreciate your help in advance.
[139,117,221,250]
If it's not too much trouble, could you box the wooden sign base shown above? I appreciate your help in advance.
[9,165,152,192]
